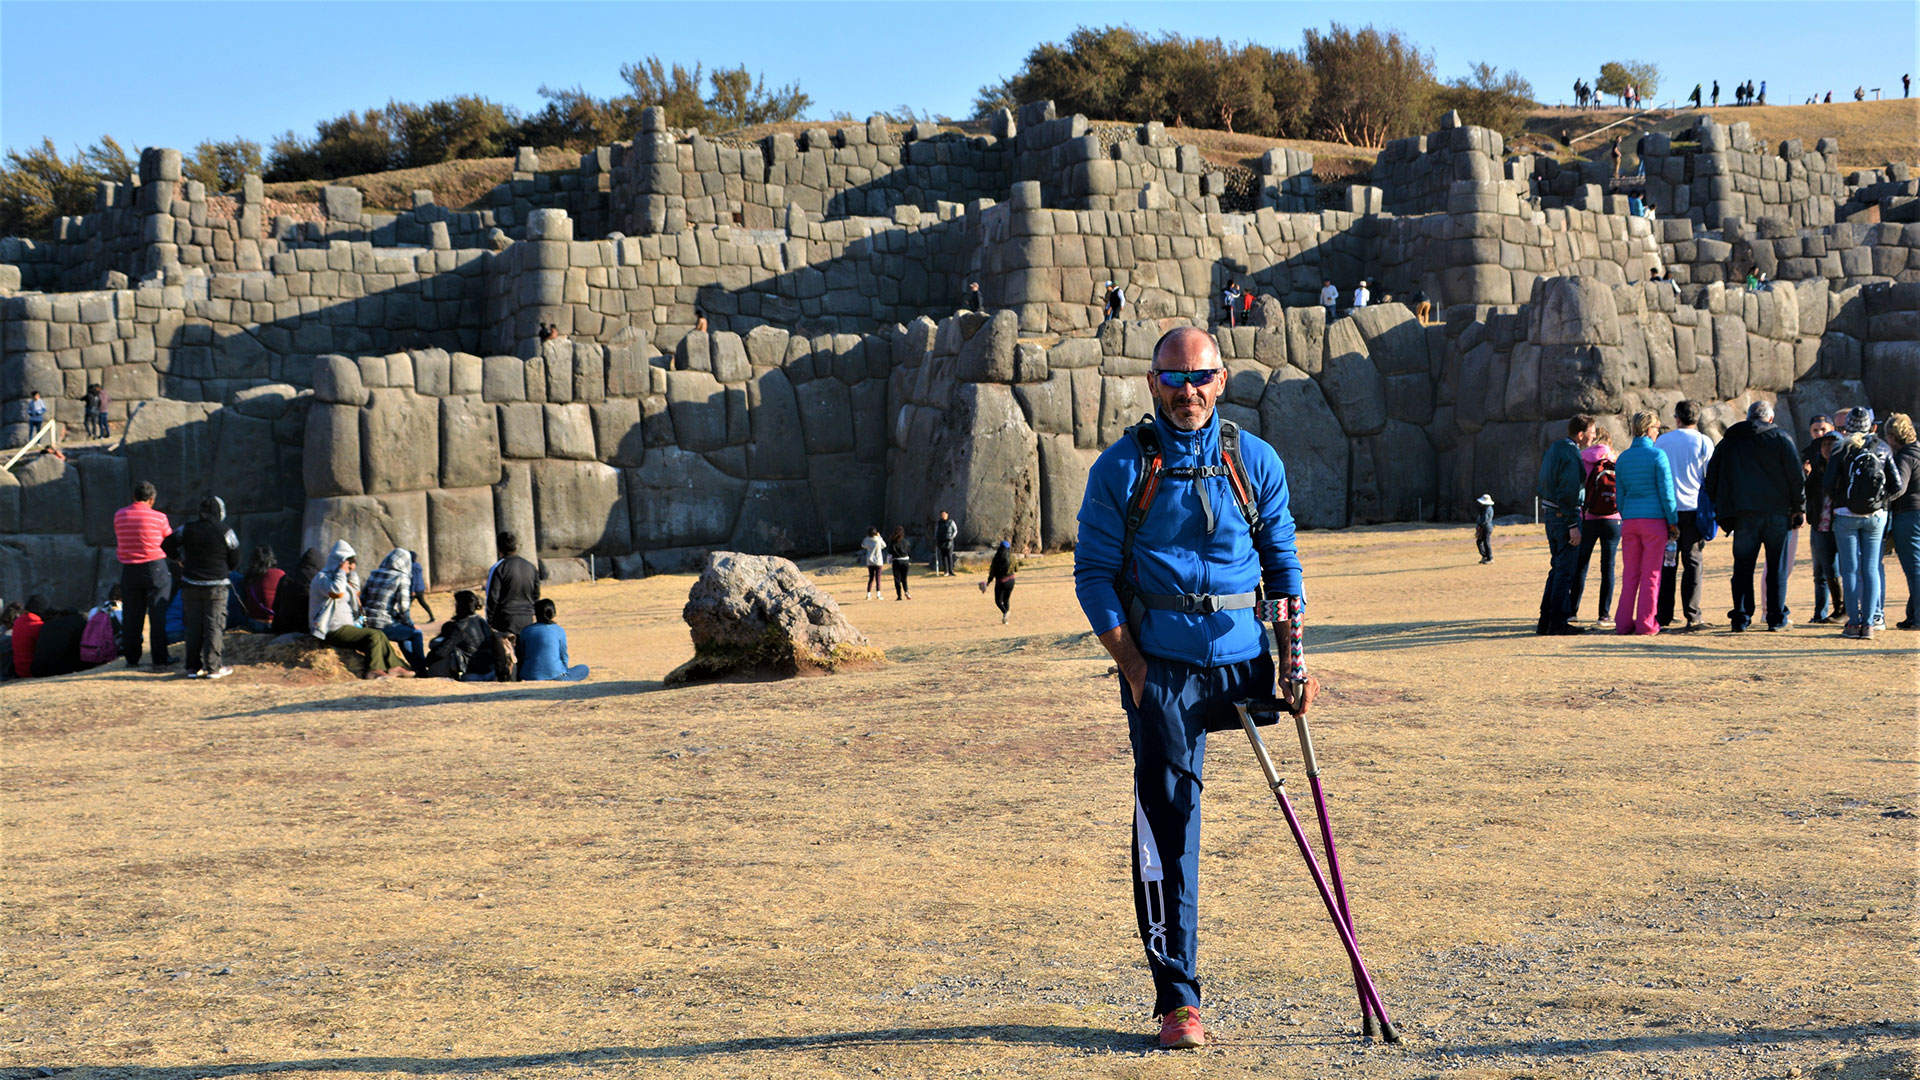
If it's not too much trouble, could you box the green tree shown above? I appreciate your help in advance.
[1595,61,1660,104]
[621,57,713,129]
[705,64,811,128]
[1302,23,1437,147]
[0,135,133,239]
[388,96,517,167]
[1263,47,1319,138]
[519,84,637,149]
[264,109,392,181]
[1433,63,1537,138]
[184,137,263,191]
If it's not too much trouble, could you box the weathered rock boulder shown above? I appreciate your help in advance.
[665,552,885,683]
[1258,366,1349,529]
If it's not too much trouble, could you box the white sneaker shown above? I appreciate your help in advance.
[185,669,205,679]
[206,666,234,680]
[1001,611,1009,624]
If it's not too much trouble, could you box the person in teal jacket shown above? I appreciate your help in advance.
[1613,412,1680,634]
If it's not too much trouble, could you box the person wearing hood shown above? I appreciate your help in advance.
[11,595,46,679]
[271,549,323,636]
[361,548,424,671]
[161,495,240,679]
[308,540,412,678]
[1705,400,1805,632]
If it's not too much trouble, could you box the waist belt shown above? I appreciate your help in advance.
[1134,591,1258,615]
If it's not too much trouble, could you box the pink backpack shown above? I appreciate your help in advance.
[79,610,118,666]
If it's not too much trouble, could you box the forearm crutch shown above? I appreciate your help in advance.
[1236,597,1401,1043]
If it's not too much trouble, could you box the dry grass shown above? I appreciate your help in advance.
[2,525,1916,1079]
[259,148,583,214]
[1526,100,1919,172]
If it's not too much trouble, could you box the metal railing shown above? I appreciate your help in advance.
[2,420,58,472]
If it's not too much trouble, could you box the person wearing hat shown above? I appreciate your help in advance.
[1822,407,1903,640]
[1351,280,1371,310]
[160,495,240,679]
[1474,494,1496,563]
[982,540,1018,624]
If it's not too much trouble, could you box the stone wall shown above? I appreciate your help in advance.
[4,103,1918,613]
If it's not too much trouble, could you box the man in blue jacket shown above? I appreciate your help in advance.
[1074,325,1310,1050]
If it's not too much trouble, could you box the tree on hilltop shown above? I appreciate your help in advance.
[1303,23,1436,148]
[621,57,811,131]
[1596,61,1661,104]
[0,136,134,239]
[1433,63,1537,138]
[184,138,263,192]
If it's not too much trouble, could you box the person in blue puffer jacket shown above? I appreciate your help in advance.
[1612,411,1680,635]
[1073,326,1308,1050]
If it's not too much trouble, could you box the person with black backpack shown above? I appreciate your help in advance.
[1705,400,1805,632]
[1823,408,1904,640]
[1072,325,1308,1050]
[1569,430,1622,627]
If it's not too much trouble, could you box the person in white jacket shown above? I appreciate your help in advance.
[308,540,412,678]
[859,527,887,600]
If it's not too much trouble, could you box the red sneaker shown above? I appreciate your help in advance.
[1158,1005,1205,1049]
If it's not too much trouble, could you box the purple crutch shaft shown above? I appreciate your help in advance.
[1310,770,1376,1029]
[1269,774,1397,1035]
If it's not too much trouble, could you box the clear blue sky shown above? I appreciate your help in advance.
[3,1,1915,156]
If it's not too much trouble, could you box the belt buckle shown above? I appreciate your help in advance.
[1185,593,1220,615]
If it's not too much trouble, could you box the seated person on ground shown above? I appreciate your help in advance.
[424,590,506,681]
[517,598,589,682]
[307,540,412,679]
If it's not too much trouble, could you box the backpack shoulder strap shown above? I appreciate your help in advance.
[1117,415,1164,634]
[1218,420,1262,535]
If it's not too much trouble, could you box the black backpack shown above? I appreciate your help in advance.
[1583,457,1619,517]
[1838,443,1890,514]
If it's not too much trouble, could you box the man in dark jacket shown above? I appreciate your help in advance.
[1534,415,1599,634]
[162,495,241,677]
[485,531,541,635]
[935,511,959,576]
[1705,401,1805,631]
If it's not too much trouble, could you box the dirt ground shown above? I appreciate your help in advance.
[3,522,1915,1080]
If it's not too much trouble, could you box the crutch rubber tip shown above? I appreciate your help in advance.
[1362,1014,1378,1038]
[1379,1020,1402,1044]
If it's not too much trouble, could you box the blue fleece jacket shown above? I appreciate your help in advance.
[1615,436,1678,524]
[1074,409,1302,667]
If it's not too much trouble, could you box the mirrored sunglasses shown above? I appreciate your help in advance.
[1152,368,1224,389]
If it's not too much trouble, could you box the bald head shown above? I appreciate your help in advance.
[1149,326,1225,432]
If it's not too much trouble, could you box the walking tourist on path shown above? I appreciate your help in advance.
[1612,413,1680,635]
[888,526,913,600]
[983,541,1018,624]
[1654,400,1716,630]
[860,526,887,600]
[1705,401,1804,632]
[1073,325,1307,1049]
[1474,494,1495,563]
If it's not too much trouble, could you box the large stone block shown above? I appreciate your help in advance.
[73,452,128,547]
[303,402,364,498]
[1349,303,1428,374]
[1037,432,1097,549]
[729,479,826,555]
[1258,366,1348,529]
[1864,339,1920,418]
[544,402,596,460]
[1351,421,1435,524]
[746,367,808,480]
[1285,304,1325,375]
[313,354,368,405]
[300,491,429,575]
[626,446,748,548]
[530,459,628,556]
[0,469,17,534]
[795,376,856,455]
[1317,320,1388,436]
[482,355,526,403]
[1014,369,1074,435]
[440,394,501,488]
[359,388,439,494]
[13,452,83,534]
[1538,344,1626,417]
[426,486,496,589]
[493,461,538,561]
[805,454,887,545]
[665,369,729,452]
[711,332,751,383]
[210,410,289,517]
[1529,276,1621,346]
[590,398,645,467]
[954,309,1018,382]
[0,534,107,614]
[124,399,221,512]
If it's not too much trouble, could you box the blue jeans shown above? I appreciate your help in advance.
[1809,528,1841,621]
[381,623,425,669]
[1571,517,1621,620]
[1833,512,1887,629]
[1888,511,1919,626]
[1537,507,1583,629]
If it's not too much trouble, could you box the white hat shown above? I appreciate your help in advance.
[1476,494,1494,505]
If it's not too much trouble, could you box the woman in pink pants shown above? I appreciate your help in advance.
[1612,411,1679,635]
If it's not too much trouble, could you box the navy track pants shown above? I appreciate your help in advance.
[1123,649,1275,1016]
